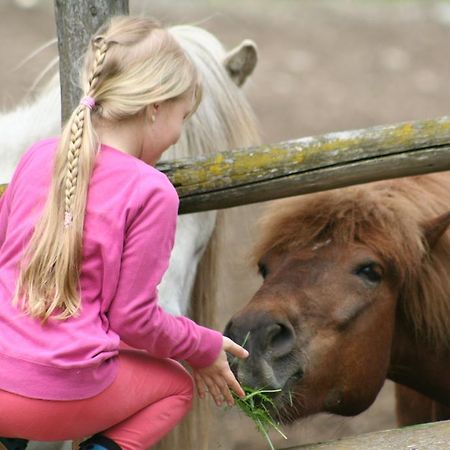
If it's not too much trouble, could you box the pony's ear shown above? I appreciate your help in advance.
[422,211,450,250]
[223,39,258,87]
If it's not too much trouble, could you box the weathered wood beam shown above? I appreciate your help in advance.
[158,115,450,213]
[280,420,450,449]
[54,0,129,123]
[2,116,450,212]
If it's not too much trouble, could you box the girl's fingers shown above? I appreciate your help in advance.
[215,376,235,406]
[196,373,222,405]
[223,336,249,360]
[225,370,245,399]
[194,373,207,400]
[211,374,233,405]
[204,376,223,406]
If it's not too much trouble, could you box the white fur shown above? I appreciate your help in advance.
[0,85,60,184]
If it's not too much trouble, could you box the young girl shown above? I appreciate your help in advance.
[0,16,248,450]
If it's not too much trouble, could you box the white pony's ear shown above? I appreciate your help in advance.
[223,39,258,87]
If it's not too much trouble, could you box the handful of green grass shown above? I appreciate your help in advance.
[228,332,287,449]
[231,386,287,450]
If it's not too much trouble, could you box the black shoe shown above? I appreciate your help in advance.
[80,435,121,450]
[0,438,28,450]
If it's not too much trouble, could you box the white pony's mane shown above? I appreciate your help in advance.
[0,77,60,184]
[167,25,260,159]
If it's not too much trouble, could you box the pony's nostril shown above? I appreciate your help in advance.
[266,322,295,357]
[266,323,282,345]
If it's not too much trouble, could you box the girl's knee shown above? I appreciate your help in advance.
[120,352,194,403]
[177,367,194,401]
[158,358,194,401]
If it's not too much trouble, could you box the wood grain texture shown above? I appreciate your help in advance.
[281,420,450,449]
[159,116,450,212]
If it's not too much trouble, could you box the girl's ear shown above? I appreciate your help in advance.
[422,211,450,250]
[146,104,159,124]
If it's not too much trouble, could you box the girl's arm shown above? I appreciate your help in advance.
[107,172,223,368]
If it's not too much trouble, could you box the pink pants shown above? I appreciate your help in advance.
[0,350,194,449]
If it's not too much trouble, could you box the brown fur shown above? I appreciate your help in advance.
[253,172,450,351]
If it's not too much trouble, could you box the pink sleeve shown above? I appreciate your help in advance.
[107,172,222,368]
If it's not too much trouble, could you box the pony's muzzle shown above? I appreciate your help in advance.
[224,312,296,362]
[225,312,298,389]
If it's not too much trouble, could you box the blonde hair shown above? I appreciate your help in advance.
[14,16,202,321]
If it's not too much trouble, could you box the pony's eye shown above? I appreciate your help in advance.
[355,263,382,284]
[258,262,268,279]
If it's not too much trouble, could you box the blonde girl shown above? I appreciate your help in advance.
[0,16,247,450]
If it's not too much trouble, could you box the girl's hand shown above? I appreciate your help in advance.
[192,336,249,407]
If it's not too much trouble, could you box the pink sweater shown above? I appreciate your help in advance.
[0,138,222,400]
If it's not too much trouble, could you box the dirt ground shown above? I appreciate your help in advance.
[2,0,450,448]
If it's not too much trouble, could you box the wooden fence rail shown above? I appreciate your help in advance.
[281,420,450,449]
[2,115,450,212]
[159,115,450,213]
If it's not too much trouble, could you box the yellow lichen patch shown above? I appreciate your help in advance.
[232,147,294,174]
[170,146,307,190]
[306,137,363,155]
[387,122,426,147]
[419,119,450,140]
[391,119,450,146]
[170,168,210,188]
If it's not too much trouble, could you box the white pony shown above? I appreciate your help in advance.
[1,25,260,450]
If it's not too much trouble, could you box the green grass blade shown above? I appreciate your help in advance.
[230,386,287,449]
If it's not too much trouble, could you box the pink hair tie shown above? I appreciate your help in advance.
[80,96,96,110]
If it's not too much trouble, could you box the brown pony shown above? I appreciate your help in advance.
[225,171,450,427]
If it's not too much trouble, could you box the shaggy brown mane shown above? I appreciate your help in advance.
[254,172,450,350]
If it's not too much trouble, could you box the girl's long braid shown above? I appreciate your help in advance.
[64,38,108,227]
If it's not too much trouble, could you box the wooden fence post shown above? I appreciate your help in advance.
[54,0,129,124]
